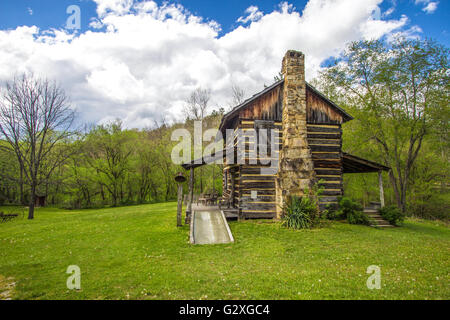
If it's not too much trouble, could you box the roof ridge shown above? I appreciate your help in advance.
[218,78,353,133]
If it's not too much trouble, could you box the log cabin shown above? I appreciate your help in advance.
[182,50,389,221]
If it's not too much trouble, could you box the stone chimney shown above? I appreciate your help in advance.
[276,50,315,218]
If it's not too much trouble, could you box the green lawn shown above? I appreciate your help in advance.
[0,202,449,300]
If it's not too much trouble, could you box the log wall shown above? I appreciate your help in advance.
[221,81,347,218]
[306,123,343,211]
[236,119,281,219]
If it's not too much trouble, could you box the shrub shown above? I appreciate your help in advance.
[337,197,369,225]
[337,197,362,219]
[281,194,319,230]
[407,191,450,221]
[347,210,370,225]
[325,208,341,220]
[379,205,405,226]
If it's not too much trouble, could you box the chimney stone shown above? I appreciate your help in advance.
[276,50,316,218]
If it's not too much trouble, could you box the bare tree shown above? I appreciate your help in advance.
[183,87,211,121]
[0,74,75,219]
[182,87,212,193]
[231,83,245,107]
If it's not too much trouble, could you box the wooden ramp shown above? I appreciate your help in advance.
[190,208,234,245]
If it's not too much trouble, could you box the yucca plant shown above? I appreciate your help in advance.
[281,193,320,229]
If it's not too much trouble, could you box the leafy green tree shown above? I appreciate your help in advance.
[84,121,132,207]
[320,38,449,212]
[0,141,21,205]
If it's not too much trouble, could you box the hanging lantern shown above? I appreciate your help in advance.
[174,172,186,183]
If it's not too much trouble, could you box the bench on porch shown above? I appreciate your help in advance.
[197,191,219,206]
[218,197,232,210]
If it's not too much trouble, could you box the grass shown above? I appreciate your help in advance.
[0,202,449,300]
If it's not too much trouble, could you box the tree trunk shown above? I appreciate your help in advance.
[400,182,407,213]
[388,170,402,210]
[20,166,25,205]
[28,183,36,219]
[100,183,105,201]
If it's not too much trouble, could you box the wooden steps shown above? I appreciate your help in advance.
[364,202,394,228]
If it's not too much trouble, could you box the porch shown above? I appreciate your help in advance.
[181,150,239,223]
[181,150,391,223]
[342,152,390,207]
[190,203,240,220]
[342,152,392,227]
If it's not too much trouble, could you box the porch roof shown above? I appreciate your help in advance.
[181,151,390,173]
[181,150,226,170]
[342,153,390,173]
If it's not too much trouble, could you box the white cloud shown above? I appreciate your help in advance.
[387,25,423,42]
[89,18,103,29]
[95,0,134,17]
[422,2,439,14]
[237,6,264,24]
[361,14,408,40]
[0,0,415,128]
[383,7,395,17]
[415,0,439,14]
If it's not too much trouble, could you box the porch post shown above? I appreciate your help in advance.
[185,167,194,224]
[378,170,385,208]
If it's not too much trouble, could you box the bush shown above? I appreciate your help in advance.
[347,210,370,225]
[325,208,341,220]
[337,197,363,218]
[281,195,319,229]
[337,197,369,225]
[408,191,450,221]
[379,205,405,226]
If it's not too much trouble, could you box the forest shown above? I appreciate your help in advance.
[0,38,448,221]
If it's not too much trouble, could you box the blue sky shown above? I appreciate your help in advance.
[0,0,448,44]
[0,0,448,127]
